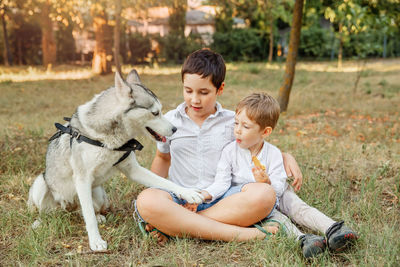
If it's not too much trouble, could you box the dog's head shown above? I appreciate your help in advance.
[115,70,176,142]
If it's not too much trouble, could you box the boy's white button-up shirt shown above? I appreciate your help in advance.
[204,140,288,203]
[157,102,235,189]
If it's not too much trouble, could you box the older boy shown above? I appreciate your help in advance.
[135,49,357,252]
[135,49,280,243]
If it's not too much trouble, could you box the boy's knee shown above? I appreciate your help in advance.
[136,188,166,219]
[243,183,276,211]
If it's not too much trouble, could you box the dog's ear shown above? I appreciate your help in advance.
[126,69,141,84]
[115,71,133,99]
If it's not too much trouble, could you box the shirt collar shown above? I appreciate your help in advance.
[237,141,266,161]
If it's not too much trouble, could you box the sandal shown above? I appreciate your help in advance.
[254,219,287,240]
[133,200,169,243]
[261,218,287,236]
[137,220,170,243]
[254,224,274,240]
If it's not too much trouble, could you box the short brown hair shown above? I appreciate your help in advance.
[181,48,226,90]
[235,93,280,129]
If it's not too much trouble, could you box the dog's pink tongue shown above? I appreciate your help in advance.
[162,136,166,143]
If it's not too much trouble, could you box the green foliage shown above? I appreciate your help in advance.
[128,33,152,64]
[299,26,332,58]
[1,0,400,65]
[168,0,186,37]
[156,32,204,64]
[153,0,204,63]
[212,28,266,62]
[213,0,234,32]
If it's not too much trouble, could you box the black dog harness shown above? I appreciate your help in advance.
[49,117,143,166]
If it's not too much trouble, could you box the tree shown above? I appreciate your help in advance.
[0,1,13,66]
[324,1,367,68]
[214,0,234,32]
[267,0,274,62]
[114,0,122,74]
[91,3,113,75]
[40,0,57,68]
[155,0,191,63]
[277,0,304,112]
[228,0,293,62]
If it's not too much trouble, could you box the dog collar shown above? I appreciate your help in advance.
[50,117,143,166]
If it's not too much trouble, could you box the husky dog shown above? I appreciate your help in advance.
[28,70,204,251]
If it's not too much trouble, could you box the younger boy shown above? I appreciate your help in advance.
[200,93,358,258]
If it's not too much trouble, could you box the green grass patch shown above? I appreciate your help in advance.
[0,60,399,265]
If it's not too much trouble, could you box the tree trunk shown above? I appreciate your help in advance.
[268,17,274,62]
[277,0,304,112]
[92,11,113,75]
[338,22,343,69]
[114,0,122,74]
[41,0,56,68]
[267,0,274,62]
[1,12,12,66]
[17,36,23,65]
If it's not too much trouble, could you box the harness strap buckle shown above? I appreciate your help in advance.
[72,131,81,140]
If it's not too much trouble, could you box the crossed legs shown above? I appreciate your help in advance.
[135,183,276,242]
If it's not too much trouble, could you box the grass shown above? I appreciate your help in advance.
[0,59,399,266]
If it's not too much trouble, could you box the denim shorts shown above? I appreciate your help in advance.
[134,183,276,223]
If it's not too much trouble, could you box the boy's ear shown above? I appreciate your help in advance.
[262,127,273,138]
[217,82,225,96]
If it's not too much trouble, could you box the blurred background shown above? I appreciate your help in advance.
[1,0,399,72]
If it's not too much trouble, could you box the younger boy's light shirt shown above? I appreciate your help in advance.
[157,102,235,189]
[204,140,288,203]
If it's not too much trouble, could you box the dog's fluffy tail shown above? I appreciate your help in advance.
[28,173,57,211]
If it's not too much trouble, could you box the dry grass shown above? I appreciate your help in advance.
[0,59,399,266]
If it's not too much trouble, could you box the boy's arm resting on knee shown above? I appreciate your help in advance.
[150,149,171,178]
[282,152,303,192]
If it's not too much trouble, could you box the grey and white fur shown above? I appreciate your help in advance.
[28,70,204,251]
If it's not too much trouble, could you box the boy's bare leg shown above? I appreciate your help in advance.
[136,188,276,242]
[198,183,276,226]
[146,202,199,245]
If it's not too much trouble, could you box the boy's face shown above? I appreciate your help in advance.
[234,109,272,154]
[183,73,224,119]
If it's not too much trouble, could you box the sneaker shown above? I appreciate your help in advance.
[299,234,327,258]
[325,221,358,252]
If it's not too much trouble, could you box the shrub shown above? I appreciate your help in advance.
[128,33,152,64]
[156,32,204,64]
[299,26,332,58]
[212,28,266,62]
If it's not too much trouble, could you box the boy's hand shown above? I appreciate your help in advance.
[282,153,303,191]
[252,167,271,184]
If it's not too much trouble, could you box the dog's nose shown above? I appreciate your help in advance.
[172,126,177,133]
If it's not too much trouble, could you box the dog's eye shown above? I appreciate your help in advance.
[152,111,159,116]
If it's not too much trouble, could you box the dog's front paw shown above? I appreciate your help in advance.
[96,214,106,224]
[89,237,107,251]
[175,188,204,204]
